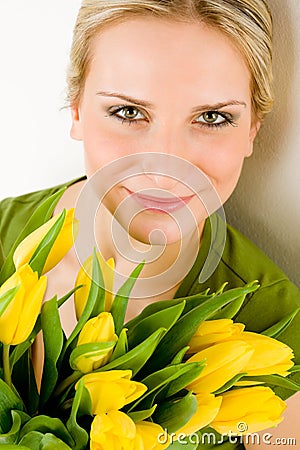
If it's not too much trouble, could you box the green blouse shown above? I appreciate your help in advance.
[1,178,299,450]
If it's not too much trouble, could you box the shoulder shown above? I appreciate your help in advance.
[0,176,85,256]
[180,214,295,296]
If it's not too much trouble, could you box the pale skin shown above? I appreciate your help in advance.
[40,17,299,448]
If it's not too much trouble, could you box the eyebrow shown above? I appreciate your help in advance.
[96,91,154,108]
[191,100,247,112]
[96,91,247,111]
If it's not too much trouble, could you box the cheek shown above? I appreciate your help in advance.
[82,121,132,176]
[194,131,250,199]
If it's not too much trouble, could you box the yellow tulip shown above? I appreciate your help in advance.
[134,421,170,449]
[79,370,147,414]
[175,393,222,436]
[74,312,118,372]
[233,331,294,376]
[186,341,254,393]
[0,264,47,345]
[13,208,78,274]
[90,411,136,450]
[211,386,286,435]
[188,319,245,353]
[74,253,115,319]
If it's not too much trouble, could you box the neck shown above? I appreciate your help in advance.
[94,202,204,299]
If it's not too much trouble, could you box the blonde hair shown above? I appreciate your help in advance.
[67,0,273,120]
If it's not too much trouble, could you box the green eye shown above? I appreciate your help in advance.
[202,112,220,123]
[122,107,140,119]
[109,105,145,123]
[193,110,233,127]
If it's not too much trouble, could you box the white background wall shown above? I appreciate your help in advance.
[225,0,300,287]
[0,1,299,286]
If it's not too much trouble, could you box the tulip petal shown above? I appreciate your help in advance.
[237,332,294,376]
[90,412,136,450]
[135,421,169,449]
[13,209,77,275]
[12,275,47,344]
[176,393,222,436]
[79,370,147,415]
[186,341,254,393]
[211,387,286,435]
[0,265,45,345]
[188,319,245,352]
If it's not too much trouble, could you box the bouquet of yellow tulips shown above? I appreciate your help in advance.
[0,188,300,449]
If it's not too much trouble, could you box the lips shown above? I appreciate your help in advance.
[126,189,195,213]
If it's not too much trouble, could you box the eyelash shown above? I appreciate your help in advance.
[107,105,237,129]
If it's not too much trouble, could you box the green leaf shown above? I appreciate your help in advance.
[169,346,190,365]
[0,410,25,445]
[69,341,116,370]
[262,308,300,338]
[10,317,41,369]
[11,351,39,416]
[0,379,24,434]
[153,391,197,433]
[20,432,73,450]
[111,261,145,335]
[128,363,203,413]
[127,301,186,348]
[167,437,199,449]
[160,362,205,399]
[0,445,31,450]
[288,365,300,373]
[0,188,66,284]
[97,328,166,376]
[19,431,44,450]
[213,373,247,395]
[0,238,5,271]
[57,285,83,309]
[125,298,189,330]
[125,291,213,332]
[0,286,20,317]
[66,380,89,450]
[110,328,128,361]
[19,416,74,448]
[142,282,260,374]
[62,249,104,356]
[39,296,64,408]
[128,405,157,422]
[241,374,300,391]
[40,433,73,449]
[29,209,66,276]
[211,296,247,320]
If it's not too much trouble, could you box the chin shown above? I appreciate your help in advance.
[127,211,197,246]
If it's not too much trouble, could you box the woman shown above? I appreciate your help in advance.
[0,0,299,448]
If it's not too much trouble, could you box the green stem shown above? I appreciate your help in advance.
[54,370,82,397]
[3,344,12,388]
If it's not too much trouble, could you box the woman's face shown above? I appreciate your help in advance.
[71,18,260,244]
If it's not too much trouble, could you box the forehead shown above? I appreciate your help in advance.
[86,17,251,103]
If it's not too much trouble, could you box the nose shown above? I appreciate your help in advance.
[141,149,192,192]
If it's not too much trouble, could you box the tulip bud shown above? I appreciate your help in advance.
[186,341,254,393]
[0,264,47,345]
[188,319,245,353]
[211,386,286,435]
[78,370,147,414]
[134,421,170,449]
[90,411,136,450]
[13,208,78,274]
[175,393,222,436]
[71,312,118,373]
[234,331,294,376]
[74,253,115,319]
